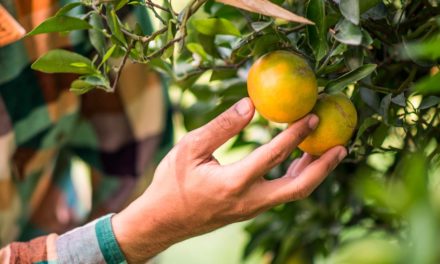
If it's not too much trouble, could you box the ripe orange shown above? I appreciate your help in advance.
[298,93,358,156]
[247,50,318,123]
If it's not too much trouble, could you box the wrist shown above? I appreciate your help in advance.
[111,196,184,263]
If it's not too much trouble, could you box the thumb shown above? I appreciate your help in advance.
[187,97,255,158]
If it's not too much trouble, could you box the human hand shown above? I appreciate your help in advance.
[112,98,347,263]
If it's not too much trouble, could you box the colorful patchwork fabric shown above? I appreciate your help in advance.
[0,0,173,263]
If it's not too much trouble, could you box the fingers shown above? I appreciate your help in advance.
[229,114,319,181]
[260,146,347,206]
[182,98,255,158]
[286,153,315,178]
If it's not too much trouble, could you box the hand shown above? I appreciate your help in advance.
[112,98,347,263]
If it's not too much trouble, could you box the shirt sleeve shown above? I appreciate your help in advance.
[0,214,126,264]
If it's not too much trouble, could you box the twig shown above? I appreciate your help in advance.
[278,24,306,35]
[360,81,395,94]
[396,66,417,94]
[111,42,134,92]
[316,40,338,75]
[91,2,168,43]
[144,0,178,16]
[177,58,250,80]
[145,36,184,61]
[145,0,167,25]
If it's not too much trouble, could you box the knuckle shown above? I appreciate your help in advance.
[294,183,311,200]
[267,147,289,166]
[215,114,234,132]
[292,127,309,141]
[224,180,244,196]
[233,201,250,217]
[324,160,335,173]
[181,131,203,151]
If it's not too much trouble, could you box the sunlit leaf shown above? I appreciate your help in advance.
[31,49,96,74]
[27,15,91,35]
[192,18,240,36]
[413,73,440,95]
[326,64,377,92]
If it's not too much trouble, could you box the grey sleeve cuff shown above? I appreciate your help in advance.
[56,214,126,264]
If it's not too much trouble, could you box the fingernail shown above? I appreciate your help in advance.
[235,98,251,116]
[308,114,319,130]
[338,148,347,162]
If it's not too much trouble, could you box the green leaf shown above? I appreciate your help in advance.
[107,9,127,45]
[340,0,360,25]
[252,33,280,58]
[192,18,241,36]
[27,15,92,36]
[413,73,440,95]
[391,93,406,107]
[360,0,382,13]
[334,19,362,45]
[307,0,328,61]
[115,0,129,11]
[329,238,401,264]
[31,49,96,74]
[355,117,380,141]
[210,69,237,81]
[403,34,440,60]
[251,21,273,32]
[326,64,377,92]
[99,44,117,68]
[70,74,111,95]
[55,2,83,16]
[187,43,210,60]
[344,46,364,70]
[70,79,96,95]
[88,13,106,56]
[419,96,440,109]
[379,94,392,124]
[162,20,176,59]
[372,122,389,148]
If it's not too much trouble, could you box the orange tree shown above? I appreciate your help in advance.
[30,0,440,263]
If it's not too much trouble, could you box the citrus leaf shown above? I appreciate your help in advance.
[27,15,92,36]
[31,49,96,74]
[115,0,129,10]
[70,79,96,95]
[326,64,377,92]
[55,2,83,16]
[340,0,360,25]
[307,0,328,61]
[251,21,273,32]
[402,34,440,60]
[192,18,240,36]
[334,19,362,45]
[89,13,106,55]
[356,117,380,141]
[413,73,440,95]
[419,96,440,109]
[99,44,117,68]
[216,0,314,25]
[107,9,127,45]
[187,43,210,60]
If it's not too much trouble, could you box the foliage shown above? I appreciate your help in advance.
[30,0,440,263]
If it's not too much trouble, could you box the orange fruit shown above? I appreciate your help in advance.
[298,93,358,156]
[247,50,318,123]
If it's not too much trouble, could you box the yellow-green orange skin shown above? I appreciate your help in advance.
[298,93,358,156]
[247,50,318,123]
